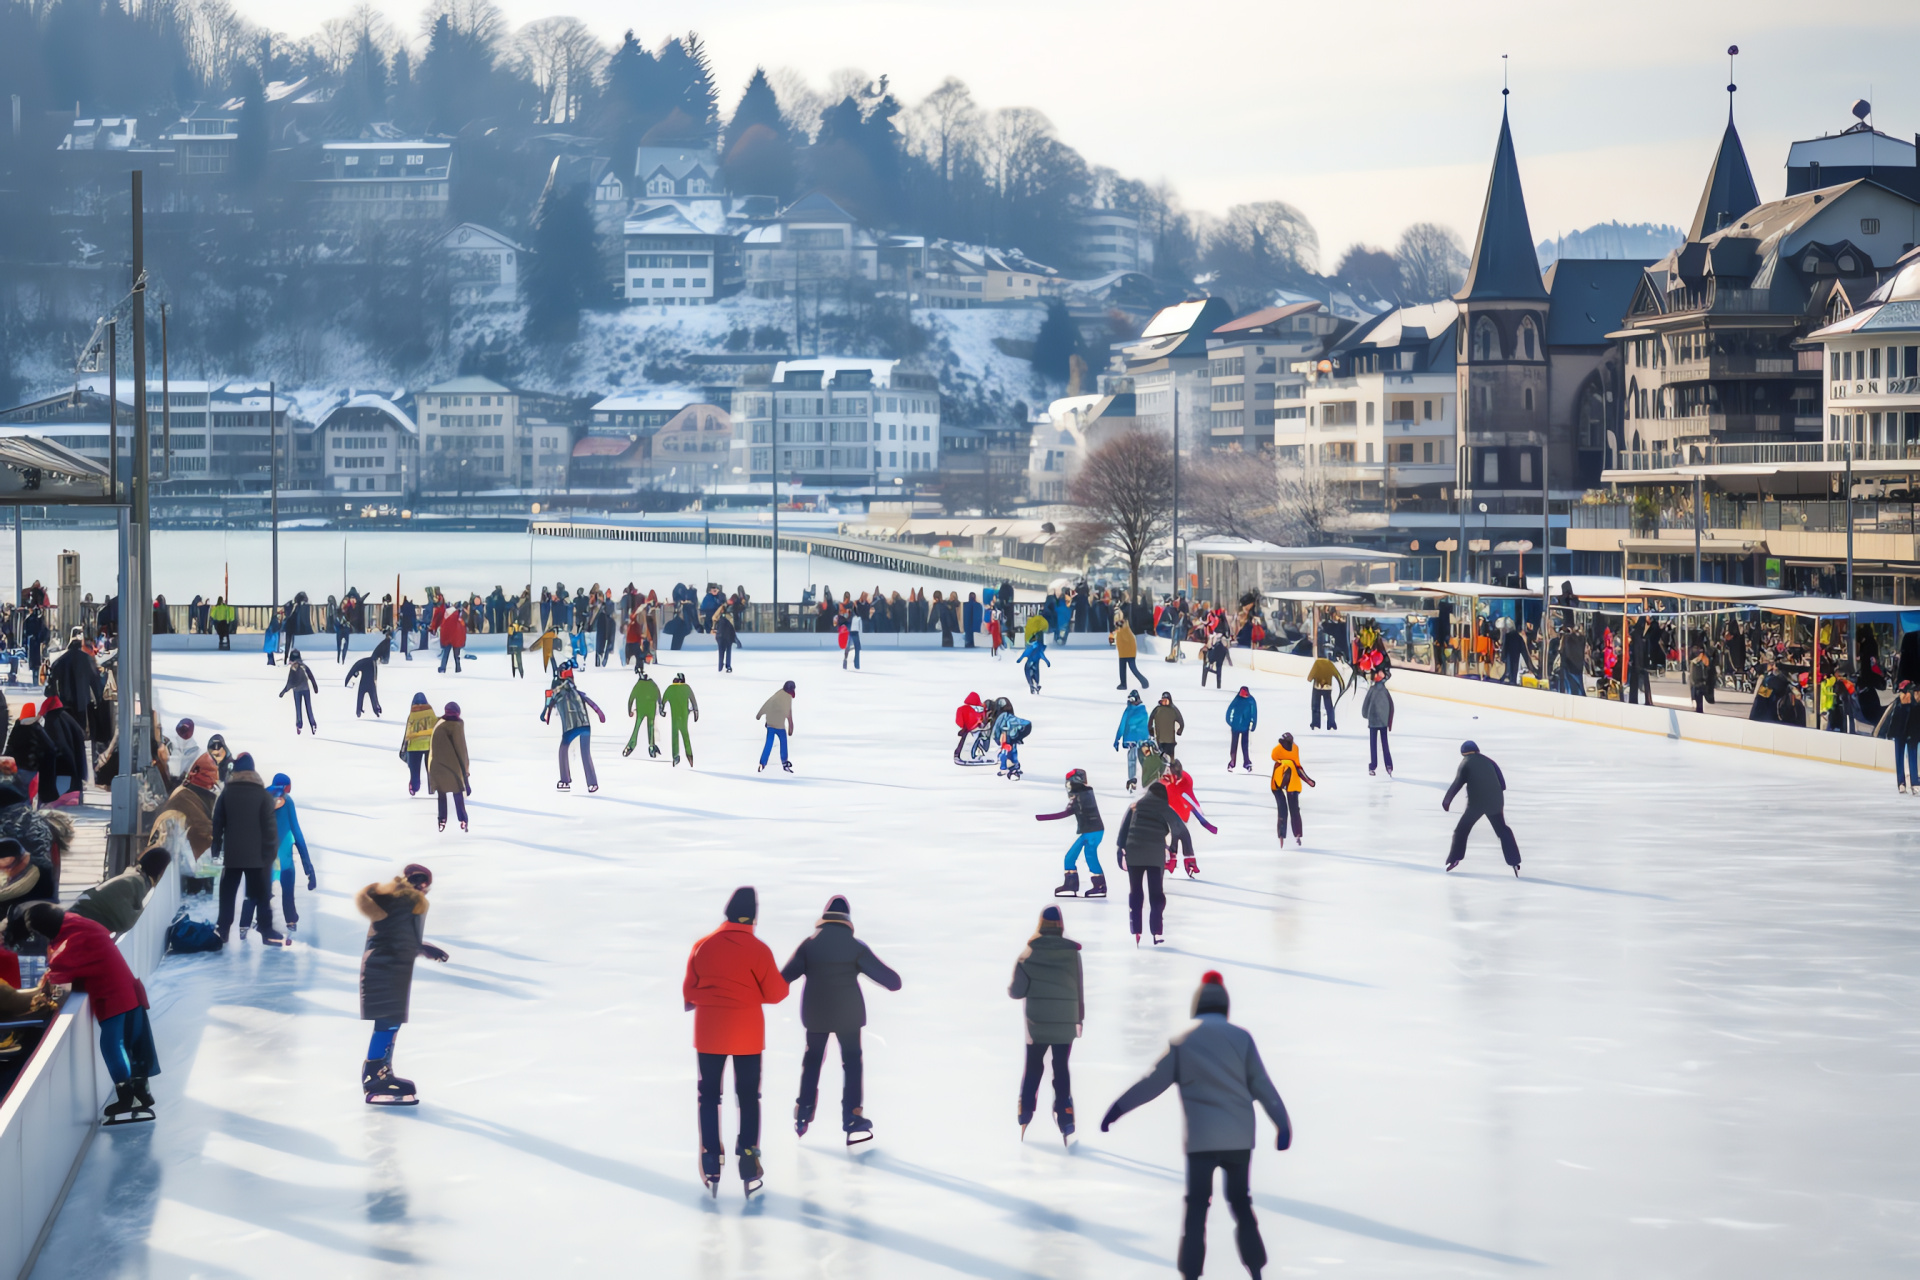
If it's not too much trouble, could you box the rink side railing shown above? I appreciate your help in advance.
[0,869,178,1280]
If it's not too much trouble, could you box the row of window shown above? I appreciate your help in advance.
[1832,346,1920,383]
[432,414,505,428]
[626,254,711,269]
[433,395,507,408]
[334,455,386,469]
[632,297,711,305]
[334,436,385,450]
[1829,412,1920,443]
[631,277,708,290]
[328,184,446,199]
[428,434,505,452]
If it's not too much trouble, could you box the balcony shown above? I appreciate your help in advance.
[1612,441,1920,470]
[1662,286,1774,315]
[1573,498,1920,537]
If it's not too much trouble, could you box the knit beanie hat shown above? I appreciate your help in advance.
[783,680,796,695]
[1037,904,1063,934]
[187,753,218,787]
[1192,970,1230,1017]
[820,894,851,926]
[725,886,757,924]
[270,772,292,791]
[404,863,433,891]
[443,702,461,720]
[1461,740,1479,754]
[412,692,429,706]
[176,718,194,737]
[232,752,256,773]
[138,847,172,879]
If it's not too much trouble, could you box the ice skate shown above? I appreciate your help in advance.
[131,1076,154,1111]
[258,929,291,948]
[1445,856,1462,872]
[844,1109,873,1146]
[1183,856,1200,879]
[362,1060,417,1106]
[1054,870,1079,897]
[1126,778,1138,791]
[1294,837,1303,848]
[556,780,570,791]
[102,1080,155,1126]
[1152,933,1164,945]
[649,745,660,758]
[700,1150,723,1197]
[795,1102,814,1137]
[758,763,766,772]
[588,784,598,793]
[1017,1106,1033,1139]
[1133,932,1141,947]
[1369,767,1376,776]
[782,760,793,773]
[460,820,468,832]
[1085,874,1107,898]
[1056,1100,1075,1146]
[438,819,446,831]
[623,745,634,758]
[738,1146,764,1197]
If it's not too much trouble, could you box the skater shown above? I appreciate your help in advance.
[1269,733,1314,847]
[1114,689,1151,790]
[1225,687,1258,772]
[212,752,288,946]
[334,606,353,662]
[1117,779,1187,945]
[954,691,986,763]
[1111,613,1147,689]
[279,649,318,733]
[21,901,161,1125]
[625,664,663,758]
[1442,741,1522,875]
[1020,632,1050,693]
[987,607,1004,657]
[1362,672,1394,776]
[264,607,282,666]
[715,610,739,673]
[780,894,902,1143]
[437,604,466,673]
[507,618,525,678]
[842,607,862,670]
[1891,682,1919,793]
[1201,630,1231,688]
[623,611,645,670]
[401,693,436,795]
[1149,691,1185,761]
[993,701,1033,779]
[684,886,790,1197]
[1307,654,1343,730]
[664,673,699,766]
[428,702,470,831]
[594,602,616,668]
[1036,768,1106,899]
[532,626,561,674]
[345,650,384,718]
[1007,904,1082,1144]
[241,774,313,934]
[357,863,450,1106]
[756,680,796,773]
[541,664,606,793]
[1099,970,1291,1280]
[1160,758,1216,879]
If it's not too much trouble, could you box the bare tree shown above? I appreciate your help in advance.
[767,67,829,141]
[1184,450,1287,544]
[1068,430,1175,602]
[1274,462,1351,545]
[907,77,980,183]
[514,16,605,123]
[417,0,507,46]
[1202,201,1319,303]
[1396,222,1468,303]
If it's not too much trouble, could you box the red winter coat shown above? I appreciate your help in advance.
[1164,770,1200,822]
[955,693,984,732]
[683,922,789,1054]
[439,611,467,648]
[46,912,145,1021]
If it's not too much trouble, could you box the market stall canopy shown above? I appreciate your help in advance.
[1760,597,1913,618]
[1186,540,1404,562]
[0,435,110,500]
[1263,590,1364,603]
[1408,581,1538,599]
[1638,583,1790,603]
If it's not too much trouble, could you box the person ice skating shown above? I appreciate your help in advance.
[532,626,561,674]
[954,691,986,763]
[264,608,282,666]
[437,605,466,673]
[541,663,606,793]
[21,902,161,1125]
[624,665,662,758]
[987,606,1004,657]
[1890,682,1919,793]
[1020,632,1050,693]
[716,610,739,673]
[1307,655,1343,730]
[240,774,313,934]
[664,673,699,766]
[993,700,1032,780]
[507,619,526,678]
[1111,614,1148,689]
[756,680,796,773]
[1007,904,1083,1144]
[1114,689,1151,790]
[843,607,862,670]
[401,693,436,795]
[1100,970,1290,1280]
[358,863,449,1106]
[684,886,790,1197]
[780,894,902,1144]
[1442,741,1521,875]
[1037,768,1106,898]
[279,650,318,734]
[594,602,616,668]
[428,703,470,831]
[1117,779,1187,945]
[1150,691,1185,761]
[1201,631,1231,688]
[1362,672,1394,776]
[1269,733,1314,847]
[345,650,384,718]
[1160,758,1216,879]
[211,753,288,946]
[1225,687,1258,772]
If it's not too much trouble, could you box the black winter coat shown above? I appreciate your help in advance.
[1443,753,1507,812]
[346,655,380,691]
[1039,782,1104,833]
[47,643,100,720]
[1116,787,1188,857]
[279,663,318,696]
[779,918,902,1033]
[40,707,85,782]
[210,770,279,869]
[357,877,429,1022]
[4,719,54,775]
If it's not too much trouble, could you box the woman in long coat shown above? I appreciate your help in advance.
[357,862,448,1105]
[427,702,470,832]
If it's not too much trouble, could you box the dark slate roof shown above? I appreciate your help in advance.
[1687,114,1762,240]
[1459,107,1547,301]
[782,191,859,222]
[1213,301,1321,334]
[1542,259,1654,346]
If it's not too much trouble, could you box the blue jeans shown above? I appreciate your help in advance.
[1899,740,1919,786]
[760,727,788,766]
[844,632,861,668]
[1065,831,1104,874]
[367,1019,402,1061]
[438,644,462,673]
[97,1006,159,1084]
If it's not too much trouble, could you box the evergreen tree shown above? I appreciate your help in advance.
[523,179,599,345]
[723,68,785,150]
[722,69,794,198]
[234,62,268,185]
[653,37,717,145]
[1031,298,1081,385]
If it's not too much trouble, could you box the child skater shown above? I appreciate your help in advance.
[1037,768,1106,898]
[542,661,606,792]
[994,700,1031,780]
[243,773,314,933]
[507,618,526,679]
[1159,757,1217,879]
[358,863,450,1105]
[1020,632,1050,694]
[279,648,318,733]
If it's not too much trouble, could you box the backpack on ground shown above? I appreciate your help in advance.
[165,910,223,954]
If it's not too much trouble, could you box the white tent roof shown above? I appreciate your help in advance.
[1187,540,1403,562]
[1264,590,1363,603]
[1404,581,1537,599]
[1759,596,1913,617]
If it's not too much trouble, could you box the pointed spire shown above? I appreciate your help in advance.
[1459,107,1547,301]
[1688,113,1760,240]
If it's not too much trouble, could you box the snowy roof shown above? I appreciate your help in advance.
[1141,300,1216,339]
[633,147,720,179]
[322,140,448,151]
[423,376,511,394]
[1213,302,1322,334]
[591,391,705,413]
[773,358,900,384]
[780,192,860,224]
[320,395,417,436]
[1349,301,1459,349]
[436,223,525,253]
[58,118,140,152]
[623,206,714,238]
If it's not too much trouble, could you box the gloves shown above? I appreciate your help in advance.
[306,873,316,891]
[419,943,449,962]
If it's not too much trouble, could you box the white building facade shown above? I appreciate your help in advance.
[732,359,940,488]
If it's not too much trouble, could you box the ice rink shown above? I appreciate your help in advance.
[30,639,1920,1278]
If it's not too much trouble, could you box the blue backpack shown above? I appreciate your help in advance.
[165,910,223,954]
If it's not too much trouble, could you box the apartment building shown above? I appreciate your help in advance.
[1204,303,1346,451]
[1297,302,1459,503]
[623,204,721,306]
[314,140,452,222]
[418,376,516,492]
[742,194,879,298]
[314,395,419,494]
[732,359,940,488]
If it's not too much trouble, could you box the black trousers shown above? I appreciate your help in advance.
[1127,863,1166,936]
[797,1029,863,1120]
[1368,727,1392,771]
[697,1052,762,1158]
[1273,789,1302,840]
[1450,805,1521,866]
[1202,661,1223,688]
[216,865,275,938]
[1625,665,1651,704]
[356,684,382,716]
[1311,687,1336,729]
[1018,1041,1072,1118]
[1179,1150,1266,1280]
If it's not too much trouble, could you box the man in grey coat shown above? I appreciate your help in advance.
[779,894,902,1143]
[1360,672,1394,776]
[1101,970,1290,1280]
[1442,740,1521,875]
[1008,904,1083,1143]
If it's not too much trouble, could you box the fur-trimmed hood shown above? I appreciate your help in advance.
[356,876,429,921]
[226,769,265,788]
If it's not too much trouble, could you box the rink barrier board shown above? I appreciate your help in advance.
[156,631,1043,653]
[0,866,178,1280]
[1197,644,1895,773]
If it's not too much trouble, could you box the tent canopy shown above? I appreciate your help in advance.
[1760,597,1913,618]
[1264,590,1364,603]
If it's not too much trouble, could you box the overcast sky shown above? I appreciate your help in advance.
[249,0,1920,264]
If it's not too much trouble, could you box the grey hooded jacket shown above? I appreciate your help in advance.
[779,914,901,1033]
[1104,1013,1290,1152]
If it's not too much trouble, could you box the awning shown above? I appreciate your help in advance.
[1621,537,1764,554]
[1403,581,1537,599]
[1760,596,1912,618]
[1637,582,1790,603]
[1187,540,1403,562]
[1263,590,1363,603]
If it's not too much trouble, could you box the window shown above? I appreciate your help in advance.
[1519,451,1533,484]
[1872,348,1882,379]
[343,155,359,167]
[1391,400,1415,421]
[1844,350,1853,380]
[790,228,845,250]
[1483,452,1499,484]
[407,154,423,165]
[1862,218,1881,235]
[379,154,394,165]
[1521,318,1537,360]
[1396,443,1413,462]
[1323,401,1357,426]
[1365,402,1375,426]
[1524,387,1534,411]
[1423,399,1434,420]
[1472,317,1501,361]
[1364,443,1374,462]
[1423,442,1434,463]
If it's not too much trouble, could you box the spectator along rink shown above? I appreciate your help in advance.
[30,641,1920,1279]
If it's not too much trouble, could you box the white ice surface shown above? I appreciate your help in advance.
[28,641,1920,1278]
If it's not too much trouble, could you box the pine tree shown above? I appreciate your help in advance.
[523,179,599,345]
[1031,298,1080,385]
[234,62,268,185]
[723,68,785,151]
[722,68,794,197]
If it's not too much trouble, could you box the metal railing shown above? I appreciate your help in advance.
[1573,499,1920,537]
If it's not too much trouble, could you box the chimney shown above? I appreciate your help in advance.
[1068,353,1086,397]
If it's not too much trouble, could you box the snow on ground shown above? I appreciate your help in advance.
[29,640,1920,1278]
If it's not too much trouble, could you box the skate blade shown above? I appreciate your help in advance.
[704,1177,721,1199]
[365,1095,418,1106]
[102,1111,155,1126]
[845,1131,874,1147]
[743,1178,764,1198]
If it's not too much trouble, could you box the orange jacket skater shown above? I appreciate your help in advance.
[684,886,789,1197]
[1269,732,1315,846]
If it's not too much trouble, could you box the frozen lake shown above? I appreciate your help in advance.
[29,642,1920,1278]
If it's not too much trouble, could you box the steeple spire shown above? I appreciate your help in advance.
[1688,46,1760,238]
[1459,99,1547,301]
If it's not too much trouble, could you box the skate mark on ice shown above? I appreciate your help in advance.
[152,1161,424,1266]
[1166,887,1315,911]
[1076,1150,1542,1266]
[1157,946,1376,988]
[1315,849,1671,899]
[1181,878,1318,901]
[843,1149,1166,1264]
[428,935,549,964]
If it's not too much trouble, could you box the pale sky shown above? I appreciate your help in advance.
[245,0,1920,264]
